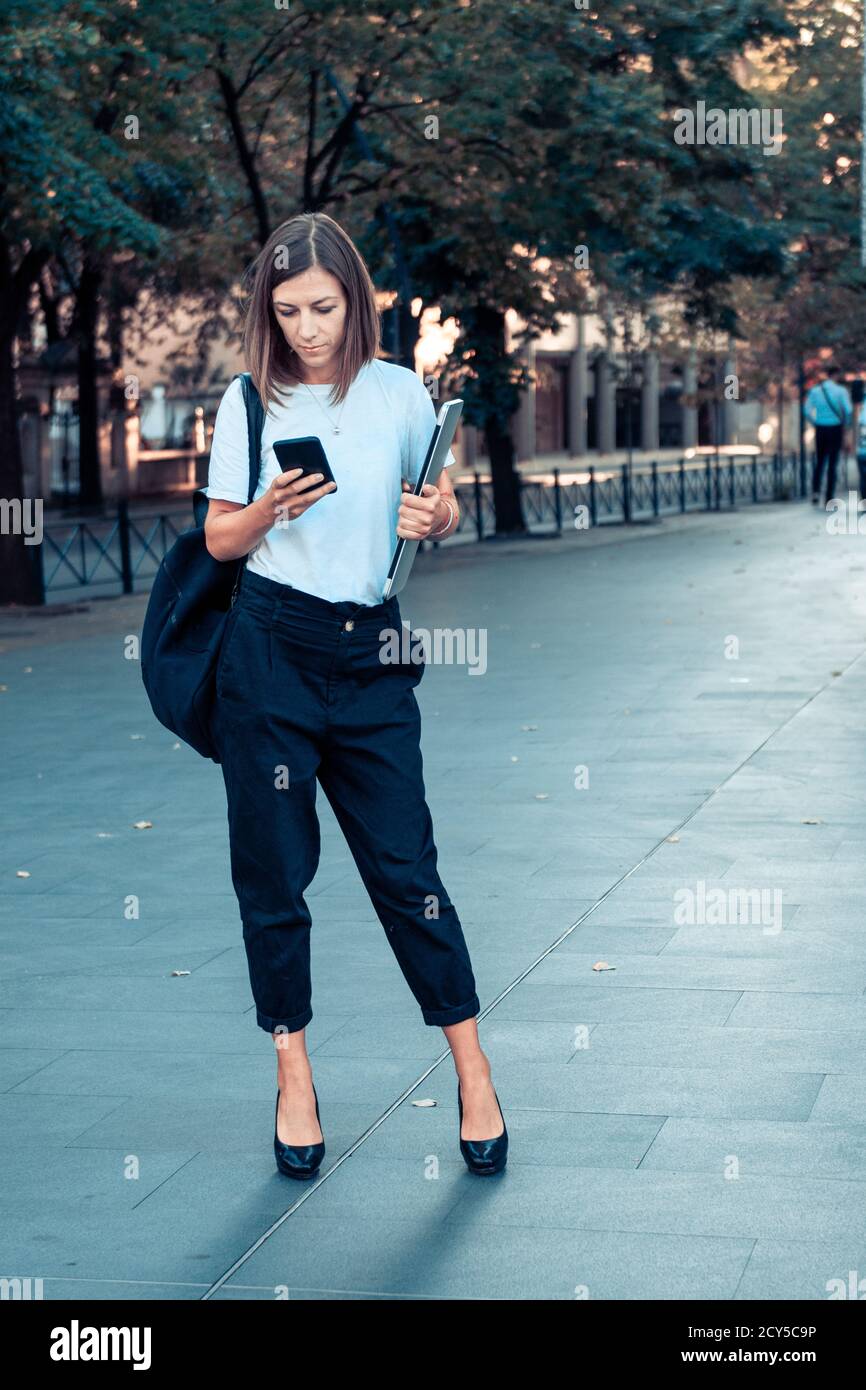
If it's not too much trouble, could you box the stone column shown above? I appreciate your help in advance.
[568,315,588,456]
[721,341,738,446]
[513,340,536,462]
[640,350,659,452]
[681,347,698,450]
[596,351,616,454]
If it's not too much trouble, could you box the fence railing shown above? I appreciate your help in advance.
[37,451,807,597]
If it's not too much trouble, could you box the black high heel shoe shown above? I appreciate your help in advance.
[457,1080,508,1176]
[274,1083,325,1180]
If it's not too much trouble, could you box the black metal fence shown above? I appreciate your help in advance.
[38,451,807,598]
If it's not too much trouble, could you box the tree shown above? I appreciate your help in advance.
[0,4,169,601]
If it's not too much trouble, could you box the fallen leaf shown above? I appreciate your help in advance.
[411,1098,437,1108]
[170,970,191,977]
[666,835,680,843]
[16,870,30,878]
[801,818,823,825]
[132,820,153,830]
[535,793,549,800]
[592,961,616,972]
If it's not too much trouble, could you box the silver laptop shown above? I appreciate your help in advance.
[382,398,463,600]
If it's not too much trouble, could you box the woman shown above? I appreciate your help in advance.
[204,212,507,1179]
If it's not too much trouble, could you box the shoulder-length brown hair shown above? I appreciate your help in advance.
[241,213,380,412]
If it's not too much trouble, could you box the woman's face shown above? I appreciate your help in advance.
[271,267,348,381]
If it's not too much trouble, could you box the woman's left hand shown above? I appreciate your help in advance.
[397,480,446,539]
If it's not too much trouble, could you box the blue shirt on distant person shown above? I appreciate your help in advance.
[805,377,853,427]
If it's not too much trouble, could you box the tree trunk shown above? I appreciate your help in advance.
[397,300,419,374]
[475,305,526,535]
[0,235,46,605]
[483,410,525,534]
[0,327,44,604]
[76,255,102,508]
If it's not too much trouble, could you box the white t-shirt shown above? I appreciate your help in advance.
[204,359,455,605]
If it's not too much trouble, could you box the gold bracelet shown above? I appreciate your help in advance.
[429,499,455,538]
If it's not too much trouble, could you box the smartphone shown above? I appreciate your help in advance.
[272,437,338,493]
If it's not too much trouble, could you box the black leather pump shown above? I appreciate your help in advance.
[274,1083,325,1180]
[457,1080,508,1175]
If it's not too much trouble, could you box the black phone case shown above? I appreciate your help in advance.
[272,437,338,491]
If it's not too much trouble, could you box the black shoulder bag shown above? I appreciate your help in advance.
[140,372,265,763]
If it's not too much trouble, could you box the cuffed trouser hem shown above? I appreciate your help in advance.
[257,1006,313,1035]
[421,993,480,1027]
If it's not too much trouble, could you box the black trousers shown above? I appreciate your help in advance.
[210,567,480,1034]
[812,424,844,502]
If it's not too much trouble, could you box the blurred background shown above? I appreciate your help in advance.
[0,0,863,603]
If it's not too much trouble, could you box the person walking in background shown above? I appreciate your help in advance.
[805,363,852,506]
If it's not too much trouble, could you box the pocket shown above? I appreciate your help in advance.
[215,606,244,699]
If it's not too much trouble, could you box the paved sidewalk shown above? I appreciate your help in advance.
[2,501,866,1300]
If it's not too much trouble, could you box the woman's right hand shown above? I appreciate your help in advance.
[262,468,337,529]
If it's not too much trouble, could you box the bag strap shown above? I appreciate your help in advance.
[234,371,266,502]
[226,372,266,595]
[819,381,845,425]
[193,371,265,528]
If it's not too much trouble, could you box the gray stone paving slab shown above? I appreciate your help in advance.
[0,1147,196,1214]
[0,1093,129,1148]
[440,1164,866,1242]
[808,1075,866,1124]
[64,1095,375,1156]
[356,1093,663,1168]
[639,1118,866,1180]
[0,1048,67,1089]
[4,502,866,1300]
[726,992,866,1033]
[478,1058,823,1120]
[39,1279,207,1300]
[734,1240,866,1300]
[493,983,742,1024]
[10,1048,424,1102]
[0,1207,256,1285]
[572,1022,866,1075]
[662,927,866,960]
[524,950,866,994]
[207,1214,754,1300]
